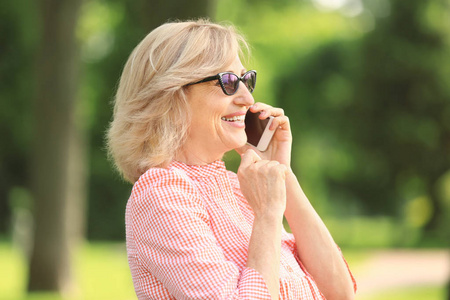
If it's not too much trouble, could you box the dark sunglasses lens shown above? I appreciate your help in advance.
[243,71,256,93]
[221,73,239,95]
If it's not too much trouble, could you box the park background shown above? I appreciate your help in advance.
[1,0,449,299]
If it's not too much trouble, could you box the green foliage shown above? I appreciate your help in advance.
[272,0,450,245]
[0,0,39,233]
[80,0,213,240]
[1,0,449,245]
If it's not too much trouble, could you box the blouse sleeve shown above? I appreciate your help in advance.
[126,169,272,300]
[283,231,358,294]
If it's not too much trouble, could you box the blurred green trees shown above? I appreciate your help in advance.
[276,0,450,245]
[83,0,215,240]
[0,0,37,234]
[2,0,215,294]
[1,0,449,251]
[27,0,85,293]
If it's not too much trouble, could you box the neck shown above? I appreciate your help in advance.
[175,146,224,166]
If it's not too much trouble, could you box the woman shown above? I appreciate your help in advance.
[107,19,356,300]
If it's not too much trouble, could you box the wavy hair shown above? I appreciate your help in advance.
[107,19,249,183]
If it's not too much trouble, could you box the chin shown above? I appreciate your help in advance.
[238,139,248,148]
[231,137,248,150]
[219,132,247,152]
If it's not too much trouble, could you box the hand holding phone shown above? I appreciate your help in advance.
[244,110,276,152]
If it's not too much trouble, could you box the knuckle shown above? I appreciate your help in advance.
[275,164,286,174]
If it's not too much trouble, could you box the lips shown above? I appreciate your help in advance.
[221,111,246,123]
[221,115,245,122]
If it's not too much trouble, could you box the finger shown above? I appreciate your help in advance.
[250,103,284,119]
[267,107,284,117]
[276,164,289,179]
[253,158,276,167]
[269,115,290,131]
[249,102,267,113]
[265,160,281,168]
[239,149,261,168]
[235,144,251,156]
[249,103,271,116]
[254,160,287,179]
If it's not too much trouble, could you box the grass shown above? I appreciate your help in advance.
[0,241,135,300]
[0,241,447,300]
[74,242,135,300]
[357,285,447,300]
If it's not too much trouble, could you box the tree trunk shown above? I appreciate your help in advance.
[28,0,83,294]
[28,0,216,293]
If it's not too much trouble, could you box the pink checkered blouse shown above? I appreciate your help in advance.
[126,160,355,299]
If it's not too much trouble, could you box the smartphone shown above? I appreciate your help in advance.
[244,110,275,152]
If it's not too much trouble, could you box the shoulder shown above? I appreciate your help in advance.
[135,166,192,188]
[130,166,201,208]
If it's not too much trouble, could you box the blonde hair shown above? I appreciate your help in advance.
[107,19,249,183]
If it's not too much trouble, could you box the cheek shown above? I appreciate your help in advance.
[208,116,222,136]
[191,109,222,137]
[187,89,228,135]
[199,107,226,130]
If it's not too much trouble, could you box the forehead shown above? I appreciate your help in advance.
[225,56,246,74]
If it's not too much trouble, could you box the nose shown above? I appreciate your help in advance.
[233,81,255,107]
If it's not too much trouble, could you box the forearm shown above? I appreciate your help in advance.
[246,213,283,300]
[284,171,355,300]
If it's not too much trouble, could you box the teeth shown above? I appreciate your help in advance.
[221,115,245,122]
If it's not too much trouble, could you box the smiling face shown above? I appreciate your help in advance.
[178,56,255,164]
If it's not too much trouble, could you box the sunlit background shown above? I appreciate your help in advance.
[1,0,449,299]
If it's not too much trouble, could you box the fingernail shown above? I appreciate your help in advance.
[270,122,276,130]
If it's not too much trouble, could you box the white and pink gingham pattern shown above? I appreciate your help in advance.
[126,160,355,299]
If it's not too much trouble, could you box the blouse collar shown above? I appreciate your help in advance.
[169,160,227,178]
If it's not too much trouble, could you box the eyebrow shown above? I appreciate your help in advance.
[225,69,247,75]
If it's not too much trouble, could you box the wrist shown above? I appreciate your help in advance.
[253,209,285,225]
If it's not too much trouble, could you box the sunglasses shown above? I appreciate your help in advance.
[186,70,257,96]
